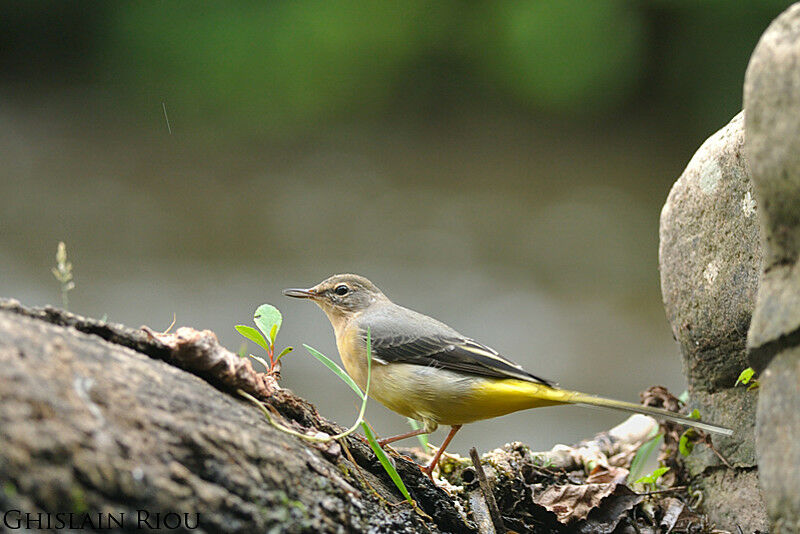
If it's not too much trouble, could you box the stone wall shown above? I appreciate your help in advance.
[659,3,800,532]
[745,4,800,533]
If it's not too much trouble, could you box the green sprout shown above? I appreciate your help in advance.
[303,335,414,503]
[627,426,663,484]
[735,367,759,390]
[305,335,419,505]
[634,466,670,492]
[51,241,75,311]
[236,304,293,374]
[679,428,698,457]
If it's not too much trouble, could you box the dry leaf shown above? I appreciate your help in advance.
[531,482,617,523]
[659,497,685,533]
[574,485,644,534]
[586,464,629,484]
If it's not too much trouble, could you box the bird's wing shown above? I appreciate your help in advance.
[361,309,554,386]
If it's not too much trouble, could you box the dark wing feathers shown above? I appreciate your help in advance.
[365,329,554,387]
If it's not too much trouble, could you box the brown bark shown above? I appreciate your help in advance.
[0,300,471,533]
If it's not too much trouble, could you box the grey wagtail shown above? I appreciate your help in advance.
[284,274,732,479]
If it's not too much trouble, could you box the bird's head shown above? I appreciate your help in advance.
[283,274,386,318]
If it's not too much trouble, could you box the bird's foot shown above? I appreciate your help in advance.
[420,463,435,482]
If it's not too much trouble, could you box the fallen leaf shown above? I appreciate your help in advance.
[659,497,685,533]
[586,464,629,484]
[531,482,617,524]
[575,485,644,534]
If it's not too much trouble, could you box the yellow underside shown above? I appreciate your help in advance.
[363,363,578,427]
[333,321,578,428]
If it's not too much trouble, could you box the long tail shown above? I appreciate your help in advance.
[568,392,733,436]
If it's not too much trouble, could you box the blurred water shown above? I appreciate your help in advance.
[0,98,690,453]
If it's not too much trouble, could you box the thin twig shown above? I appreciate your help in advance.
[705,438,733,469]
[469,447,505,534]
[162,313,177,335]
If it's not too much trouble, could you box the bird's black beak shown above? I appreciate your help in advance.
[282,287,317,299]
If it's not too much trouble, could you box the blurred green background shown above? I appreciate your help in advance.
[0,1,789,452]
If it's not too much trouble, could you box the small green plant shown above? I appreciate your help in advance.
[305,336,419,505]
[679,428,698,457]
[236,304,293,374]
[736,367,759,390]
[532,454,555,469]
[634,466,670,491]
[628,426,663,484]
[51,241,75,311]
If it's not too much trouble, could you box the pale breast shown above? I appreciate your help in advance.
[335,320,369,390]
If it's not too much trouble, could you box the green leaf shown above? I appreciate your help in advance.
[235,325,269,351]
[362,421,413,502]
[304,344,364,400]
[651,466,670,481]
[254,304,282,347]
[736,367,756,386]
[689,409,701,420]
[276,346,294,362]
[269,324,278,347]
[677,390,690,404]
[628,428,662,484]
[634,466,670,486]
[406,418,429,449]
[679,429,697,457]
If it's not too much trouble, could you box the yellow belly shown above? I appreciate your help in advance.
[368,363,575,426]
[333,321,576,427]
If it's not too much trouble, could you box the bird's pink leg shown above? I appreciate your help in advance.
[377,428,429,447]
[421,425,462,480]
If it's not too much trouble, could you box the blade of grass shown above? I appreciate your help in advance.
[628,428,663,484]
[362,421,413,502]
[406,418,429,449]
[304,344,364,400]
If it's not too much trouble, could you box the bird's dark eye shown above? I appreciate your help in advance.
[334,284,349,296]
